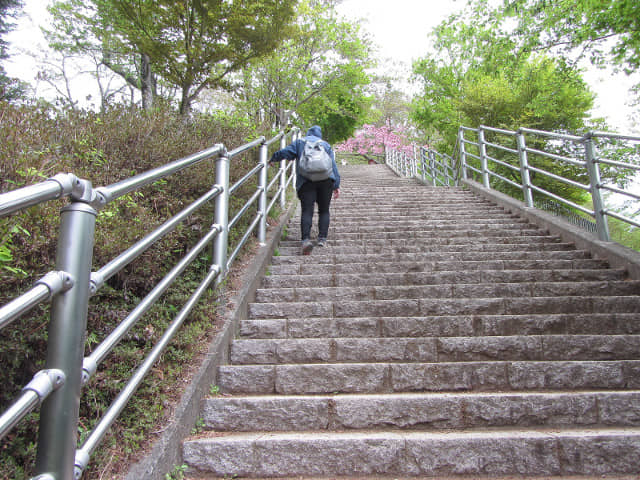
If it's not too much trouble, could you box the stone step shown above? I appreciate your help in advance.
[281,234,567,246]
[247,296,640,319]
[229,335,640,365]
[217,360,640,395]
[290,225,546,236]
[201,391,640,432]
[279,237,570,249]
[271,249,593,266]
[287,218,532,229]
[238,313,640,339]
[261,268,625,289]
[183,429,640,477]
[253,280,640,304]
[269,258,610,275]
[277,243,578,256]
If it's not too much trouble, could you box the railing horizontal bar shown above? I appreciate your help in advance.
[229,188,262,231]
[0,390,39,441]
[525,146,586,167]
[527,165,590,191]
[75,264,220,474]
[0,283,50,331]
[480,125,517,136]
[485,155,520,172]
[519,127,583,142]
[604,209,640,228]
[597,158,640,171]
[227,137,265,158]
[460,126,479,133]
[266,190,280,216]
[484,141,519,155]
[83,225,222,376]
[229,164,263,196]
[264,131,286,147]
[267,172,280,193]
[0,173,76,218]
[464,152,482,162]
[285,172,295,190]
[0,271,72,331]
[599,183,640,201]
[227,213,262,270]
[0,369,64,442]
[592,131,640,142]
[90,186,222,293]
[488,171,522,189]
[97,144,224,204]
[461,138,479,147]
[530,184,595,216]
[466,164,482,175]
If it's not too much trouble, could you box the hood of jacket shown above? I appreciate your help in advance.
[306,126,322,139]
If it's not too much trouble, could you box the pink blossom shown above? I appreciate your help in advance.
[335,123,415,157]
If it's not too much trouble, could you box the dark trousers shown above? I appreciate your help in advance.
[297,179,333,240]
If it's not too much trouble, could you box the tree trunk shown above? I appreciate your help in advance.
[140,53,153,110]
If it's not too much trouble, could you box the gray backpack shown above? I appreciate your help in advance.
[298,139,333,181]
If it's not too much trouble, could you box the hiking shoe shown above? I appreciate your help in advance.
[317,238,327,247]
[301,239,313,255]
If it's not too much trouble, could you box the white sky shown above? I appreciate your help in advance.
[6,0,640,133]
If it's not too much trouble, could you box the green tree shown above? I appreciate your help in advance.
[48,0,166,109]
[0,0,25,101]
[504,0,640,74]
[411,0,596,201]
[48,0,298,114]
[235,0,373,137]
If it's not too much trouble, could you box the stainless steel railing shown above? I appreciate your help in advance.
[0,127,299,479]
[386,125,640,243]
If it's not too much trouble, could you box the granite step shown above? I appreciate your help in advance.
[238,313,640,339]
[261,268,626,288]
[201,391,640,432]
[183,429,640,477]
[216,360,640,395]
[229,335,640,365]
[252,280,640,304]
[268,258,610,275]
[247,296,640,319]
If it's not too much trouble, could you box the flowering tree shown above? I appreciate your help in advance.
[335,123,415,158]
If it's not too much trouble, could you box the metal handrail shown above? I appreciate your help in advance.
[386,125,640,243]
[0,126,299,479]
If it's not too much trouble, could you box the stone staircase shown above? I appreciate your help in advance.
[183,163,640,478]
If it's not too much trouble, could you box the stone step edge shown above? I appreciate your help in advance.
[201,391,640,432]
[183,428,640,477]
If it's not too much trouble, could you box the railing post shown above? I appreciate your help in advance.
[35,199,97,480]
[213,151,230,282]
[258,141,268,245]
[429,150,437,186]
[516,131,534,207]
[584,133,611,241]
[478,127,490,189]
[458,128,468,181]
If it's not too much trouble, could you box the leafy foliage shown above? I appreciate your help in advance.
[0,100,266,479]
[48,0,299,113]
[504,0,640,74]
[0,0,25,101]
[235,0,373,141]
[410,0,599,201]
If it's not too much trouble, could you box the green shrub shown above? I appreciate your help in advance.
[0,100,277,479]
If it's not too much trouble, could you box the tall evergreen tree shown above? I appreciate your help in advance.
[0,0,24,101]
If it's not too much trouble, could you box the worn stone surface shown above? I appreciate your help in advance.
[184,164,640,479]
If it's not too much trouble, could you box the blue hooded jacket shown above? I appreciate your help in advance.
[269,126,341,191]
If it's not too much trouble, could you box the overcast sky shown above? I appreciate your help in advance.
[6,0,639,133]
